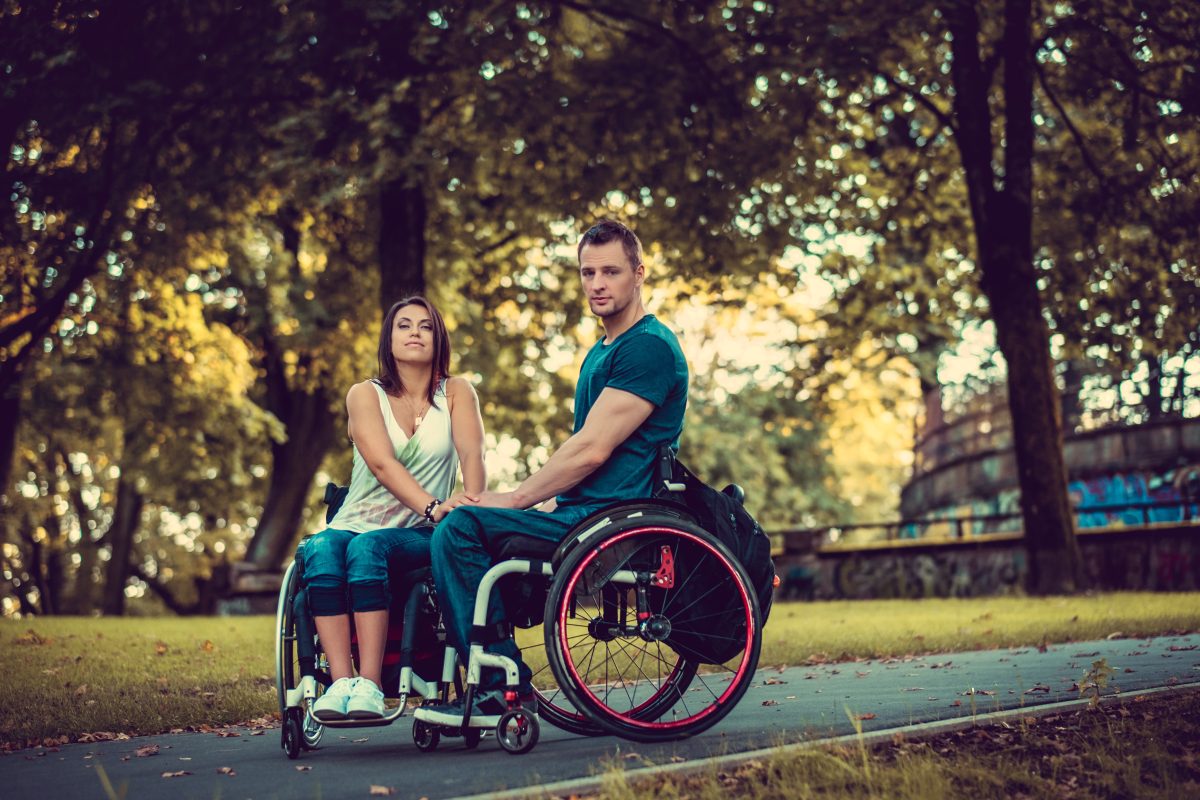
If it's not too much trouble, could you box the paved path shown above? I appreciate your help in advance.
[3,633,1199,800]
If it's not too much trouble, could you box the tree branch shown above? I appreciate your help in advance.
[1034,61,1107,185]
[129,563,199,615]
[877,70,957,134]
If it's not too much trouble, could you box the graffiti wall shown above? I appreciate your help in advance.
[904,464,1200,536]
[1070,466,1200,527]
[787,530,1200,600]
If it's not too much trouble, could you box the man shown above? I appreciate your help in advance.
[415,219,689,727]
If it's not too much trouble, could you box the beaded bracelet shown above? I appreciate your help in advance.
[423,498,443,523]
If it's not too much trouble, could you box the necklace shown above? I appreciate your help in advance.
[403,393,430,429]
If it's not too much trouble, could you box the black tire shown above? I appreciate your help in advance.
[412,719,440,752]
[276,560,325,752]
[517,623,604,737]
[462,726,482,749]
[545,519,762,743]
[275,561,300,716]
[282,709,302,760]
[497,709,540,755]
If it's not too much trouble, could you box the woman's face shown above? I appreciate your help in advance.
[391,304,435,366]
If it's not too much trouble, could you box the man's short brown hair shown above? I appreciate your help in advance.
[577,219,643,269]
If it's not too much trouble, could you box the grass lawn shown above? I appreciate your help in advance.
[3,592,1198,748]
[593,688,1200,799]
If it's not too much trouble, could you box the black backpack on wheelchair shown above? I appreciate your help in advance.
[652,448,776,664]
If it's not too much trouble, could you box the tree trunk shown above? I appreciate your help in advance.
[243,388,338,570]
[948,0,1084,594]
[1144,353,1164,420]
[101,477,144,615]
[1060,358,1085,434]
[42,516,65,615]
[378,177,427,310]
[0,389,19,503]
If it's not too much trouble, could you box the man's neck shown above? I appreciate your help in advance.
[395,362,433,397]
[601,301,648,344]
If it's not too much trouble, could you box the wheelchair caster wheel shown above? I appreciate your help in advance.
[462,726,482,750]
[412,719,440,752]
[497,709,539,755]
[282,709,303,760]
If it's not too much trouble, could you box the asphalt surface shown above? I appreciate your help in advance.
[4,632,1199,800]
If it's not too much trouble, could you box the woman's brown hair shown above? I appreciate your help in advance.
[375,296,451,407]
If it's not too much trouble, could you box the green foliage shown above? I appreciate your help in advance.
[4,0,1197,611]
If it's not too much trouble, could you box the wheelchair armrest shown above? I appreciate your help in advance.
[722,483,746,505]
[657,445,685,494]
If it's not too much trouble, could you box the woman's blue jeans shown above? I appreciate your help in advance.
[301,526,433,616]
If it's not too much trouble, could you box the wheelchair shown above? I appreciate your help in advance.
[276,456,765,756]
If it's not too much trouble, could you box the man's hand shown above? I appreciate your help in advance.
[431,492,479,523]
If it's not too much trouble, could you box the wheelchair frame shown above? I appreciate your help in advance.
[276,465,765,756]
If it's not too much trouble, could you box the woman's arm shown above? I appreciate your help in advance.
[447,376,487,495]
[346,382,438,515]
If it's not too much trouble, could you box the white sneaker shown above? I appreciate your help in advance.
[345,678,386,719]
[312,676,355,721]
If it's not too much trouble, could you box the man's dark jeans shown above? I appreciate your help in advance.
[430,504,600,692]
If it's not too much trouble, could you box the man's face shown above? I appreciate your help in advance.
[579,239,643,319]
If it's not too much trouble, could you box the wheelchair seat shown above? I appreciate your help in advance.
[491,499,696,565]
[494,534,558,562]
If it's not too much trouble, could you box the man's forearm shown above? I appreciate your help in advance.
[511,433,607,508]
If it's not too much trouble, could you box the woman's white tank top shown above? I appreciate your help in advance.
[328,379,458,532]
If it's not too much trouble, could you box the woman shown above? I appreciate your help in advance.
[305,296,485,721]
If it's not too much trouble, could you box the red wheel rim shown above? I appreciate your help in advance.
[557,526,756,731]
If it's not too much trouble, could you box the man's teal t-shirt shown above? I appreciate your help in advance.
[557,314,689,508]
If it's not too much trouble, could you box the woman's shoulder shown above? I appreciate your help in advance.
[347,379,386,403]
[443,375,478,403]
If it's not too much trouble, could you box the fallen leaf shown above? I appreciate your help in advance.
[761,700,779,707]
[950,700,962,707]
[1169,645,1198,652]
[135,745,160,757]
[215,731,240,738]
[250,730,266,736]
[622,752,641,760]
[762,677,785,685]
[1024,684,1051,694]
[14,629,50,646]
[155,641,169,656]
[295,765,312,772]
[216,767,236,776]
[853,712,876,721]
[369,786,396,796]
[160,771,191,778]
[352,737,369,743]
[669,755,686,763]
[855,671,871,678]
[1106,631,1124,640]
[1073,651,1100,657]
[1124,668,1136,673]
[200,640,215,653]
[902,687,926,692]
[74,684,88,697]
